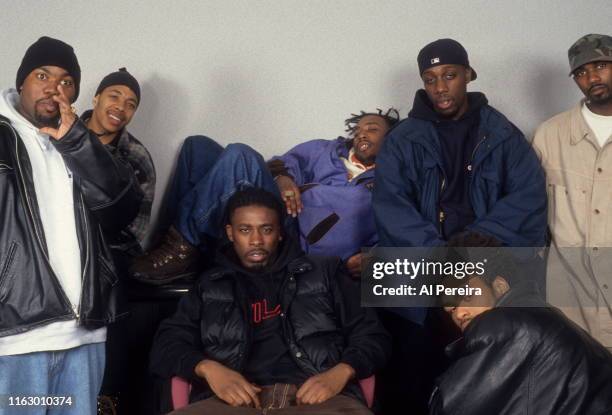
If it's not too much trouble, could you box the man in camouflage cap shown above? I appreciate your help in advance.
[533,34,612,351]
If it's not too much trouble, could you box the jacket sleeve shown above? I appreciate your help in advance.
[149,284,207,382]
[268,139,331,186]
[430,312,533,415]
[331,264,391,379]
[466,129,547,247]
[50,119,144,234]
[373,133,446,247]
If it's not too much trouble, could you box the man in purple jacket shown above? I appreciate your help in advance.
[130,108,399,284]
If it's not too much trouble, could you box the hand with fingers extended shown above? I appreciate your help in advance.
[195,359,262,408]
[275,175,303,218]
[346,253,364,279]
[296,363,355,405]
[39,85,77,140]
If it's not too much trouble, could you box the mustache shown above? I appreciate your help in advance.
[36,96,59,106]
[588,83,608,93]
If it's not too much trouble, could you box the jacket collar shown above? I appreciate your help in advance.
[207,237,311,281]
[402,102,514,171]
[569,100,598,147]
[207,257,314,281]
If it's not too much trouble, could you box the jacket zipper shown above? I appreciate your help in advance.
[4,121,80,320]
[467,135,488,210]
[238,279,253,372]
[438,176,446,235]
[468,135,487,172]
[75,192,90,320]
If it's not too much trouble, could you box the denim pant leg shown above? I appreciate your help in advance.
[160,136,225,230]
[0,343,105,415]
[0,353,50,415]
[49,343,105,415]
[174,143,278,246]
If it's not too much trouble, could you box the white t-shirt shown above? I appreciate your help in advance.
[582,103,612,148]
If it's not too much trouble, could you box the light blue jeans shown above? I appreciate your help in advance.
[0,343,105,415]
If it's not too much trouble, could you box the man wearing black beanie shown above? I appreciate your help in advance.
[82,68,156,414]
[83,67,155,255]
[0,37,143,414]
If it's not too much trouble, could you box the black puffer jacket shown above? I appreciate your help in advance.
[430,285,612,415]
[150,239,390,403]
[0,116,143,336]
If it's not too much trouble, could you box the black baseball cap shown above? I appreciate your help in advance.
[417,38,477,80]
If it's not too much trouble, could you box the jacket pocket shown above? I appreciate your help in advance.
[0,162,13,173]
[0,241,19,301]
[547,183,587,246]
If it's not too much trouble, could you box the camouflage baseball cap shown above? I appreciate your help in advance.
[568,33,612,75]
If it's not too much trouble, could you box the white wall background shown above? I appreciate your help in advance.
[1,0,610,241]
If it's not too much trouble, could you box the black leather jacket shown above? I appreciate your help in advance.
[0,115,143,337]
[430,285,612,415]
[150,240,390,404]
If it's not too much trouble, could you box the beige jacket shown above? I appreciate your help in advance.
[533,102,612,346]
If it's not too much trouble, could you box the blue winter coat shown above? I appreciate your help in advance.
[373,105,547,248]
[270,138,377,260]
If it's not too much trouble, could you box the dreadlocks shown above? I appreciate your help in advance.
[344,108,400,137]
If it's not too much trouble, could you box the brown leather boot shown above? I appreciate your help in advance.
[129,226,200,285]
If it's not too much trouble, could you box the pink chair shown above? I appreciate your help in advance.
[171,375,375,410]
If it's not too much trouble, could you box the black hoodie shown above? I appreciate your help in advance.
[408,90,488,240]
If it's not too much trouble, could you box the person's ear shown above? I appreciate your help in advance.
[465,67,473,83]
[225,224,234,242]
[491,276,510,299]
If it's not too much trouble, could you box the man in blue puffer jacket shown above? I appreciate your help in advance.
[371,38,547,414]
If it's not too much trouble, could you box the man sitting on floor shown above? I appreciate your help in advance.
[149,188,390,414]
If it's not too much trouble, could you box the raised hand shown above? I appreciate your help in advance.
[195,359,262,408]
[39,84,77,140]
[275,175,302,217]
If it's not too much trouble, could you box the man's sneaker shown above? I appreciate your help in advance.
[130,226,199,285]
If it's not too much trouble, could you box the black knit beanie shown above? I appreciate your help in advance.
[95,68,141,103]
[16,36,81,101]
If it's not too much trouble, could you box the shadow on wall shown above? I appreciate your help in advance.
[129,74,190,249]
[195,65,267,146]
[527,56,579,134]
[387,65,422,117]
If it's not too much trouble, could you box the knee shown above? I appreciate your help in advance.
[222,143,262,162]
[183,135,222,152]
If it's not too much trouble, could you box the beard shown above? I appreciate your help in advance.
[354,151,376,167]
[33,99,60,128]
[587,84,611,105]
[34,111,60,128]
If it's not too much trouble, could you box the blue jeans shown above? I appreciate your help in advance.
[168,136,279,247]
[0,343,105,415]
